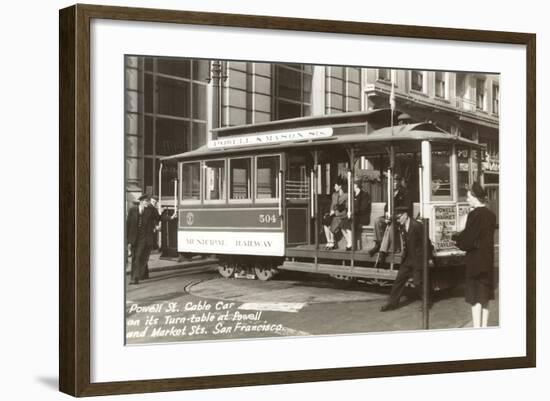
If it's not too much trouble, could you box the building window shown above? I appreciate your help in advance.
[435,71,447,99]
[476,78,486,110]
[141,58,209,197]
[378,68,391,81]
[492,83,499,115]
[273,64,312,120]
[411,71,424,92]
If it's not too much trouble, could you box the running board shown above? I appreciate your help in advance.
[279,261,398,280]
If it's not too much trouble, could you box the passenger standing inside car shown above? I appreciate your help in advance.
[453,182,497,328]
[322,177,352,250]
[380,206,425,311]
[352,179,372,249]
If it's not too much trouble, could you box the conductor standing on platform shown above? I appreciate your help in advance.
[380,206,426,311]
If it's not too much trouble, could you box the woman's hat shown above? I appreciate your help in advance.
[470,182,487,201]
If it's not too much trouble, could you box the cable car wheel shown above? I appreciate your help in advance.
[329,274,356,288]
[218,261,236,278]
[330,274,354,281]
[254,266,276,281]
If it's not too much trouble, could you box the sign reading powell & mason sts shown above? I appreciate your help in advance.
[208,127,333,149]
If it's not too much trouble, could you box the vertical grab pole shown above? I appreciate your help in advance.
[313,151,319,269]
[157,163,163,249]
[278,170,283,218]
[158,163,163,208]
[422,217,430,329]
[389,144,395,263]
[169,177,178,254]
[418,165,424,219]
[173,178,178,210]
[349,148,355,266]
[310,169,315,218]
[347,170,352,219]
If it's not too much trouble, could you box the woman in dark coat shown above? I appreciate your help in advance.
[353,180,371,249]
[453,182,497,328]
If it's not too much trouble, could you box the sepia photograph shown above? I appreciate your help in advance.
[124,57,500,344]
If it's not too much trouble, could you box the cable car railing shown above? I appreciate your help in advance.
[285,179,309,199]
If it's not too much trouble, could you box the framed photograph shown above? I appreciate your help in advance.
[59,4,536,397]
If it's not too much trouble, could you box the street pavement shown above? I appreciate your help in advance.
[125,263,499,345]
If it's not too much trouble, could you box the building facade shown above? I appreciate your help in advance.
[125,57,362,207]
[364,68,500,214]
[125,59,499,215]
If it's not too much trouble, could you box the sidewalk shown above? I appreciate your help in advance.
[126,251,217,274]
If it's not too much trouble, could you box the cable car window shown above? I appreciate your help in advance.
[256,155,280,200]
[181,162,201,201]
[204,159,225,201]
[431,149,452,199]
[230,157,252,200]
[457,148,470,201]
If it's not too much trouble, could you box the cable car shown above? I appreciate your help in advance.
[160,109,484,287]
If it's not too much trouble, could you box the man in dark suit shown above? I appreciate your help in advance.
[353,180,371,249]
[126,194,159,284]
[380,206,426,311]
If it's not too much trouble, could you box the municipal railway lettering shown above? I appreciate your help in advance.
[235,239,273,247]
[186,238,225,246]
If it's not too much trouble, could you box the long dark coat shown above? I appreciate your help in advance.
[126,205,159,248]
[400,218,425,272]
[353,189,371,227]
[385,218,425,306]
[455,206,496,277]
[455,206,497,304]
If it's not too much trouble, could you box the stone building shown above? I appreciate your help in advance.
[125,57,362,208]
[363,68,499,213]
[125,59,499,222]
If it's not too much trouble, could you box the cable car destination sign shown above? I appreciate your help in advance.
[208,127,333,149]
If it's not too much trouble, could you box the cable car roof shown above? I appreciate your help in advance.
[161,111,483,162]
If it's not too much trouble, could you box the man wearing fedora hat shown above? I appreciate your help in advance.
[380,206,426,311]
[126,194,159,284]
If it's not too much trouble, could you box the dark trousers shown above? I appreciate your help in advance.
[131,238,151,282]
[386,262,422,307]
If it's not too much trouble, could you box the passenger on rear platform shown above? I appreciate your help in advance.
[368,174,412,259]
[322,177,352,250]
[353,179,372,250]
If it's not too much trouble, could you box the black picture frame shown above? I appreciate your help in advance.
[59,3,536,396]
